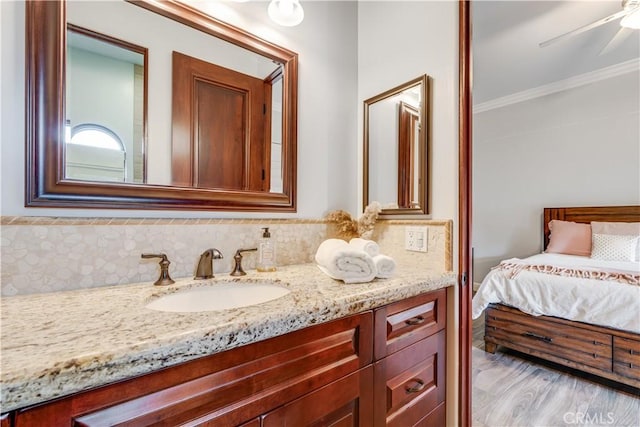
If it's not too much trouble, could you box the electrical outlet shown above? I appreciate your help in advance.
[405,226,428,252]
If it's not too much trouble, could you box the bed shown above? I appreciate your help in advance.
[472,206,640,389]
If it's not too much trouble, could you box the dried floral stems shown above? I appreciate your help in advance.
[325,202,382,240]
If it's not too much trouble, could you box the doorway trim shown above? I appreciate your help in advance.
[458,0,472,425]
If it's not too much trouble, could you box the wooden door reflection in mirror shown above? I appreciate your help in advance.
[363,75,430,215]
[171,51,273,191]
[397,101,419,208]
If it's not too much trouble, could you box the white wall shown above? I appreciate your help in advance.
[368,98,399,207]
[473,70,640,280]
[67,47,134,181]
[358,1,459,223]
[0,0,358,219]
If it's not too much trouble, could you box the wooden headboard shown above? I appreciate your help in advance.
[543,206,640,250]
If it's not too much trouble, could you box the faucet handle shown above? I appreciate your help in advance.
[230,248,258,276]
[141,253,175,286]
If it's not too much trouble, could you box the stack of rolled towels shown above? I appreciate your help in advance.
[314,237,397,283]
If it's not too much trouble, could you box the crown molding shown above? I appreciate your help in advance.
[474,59,640,114]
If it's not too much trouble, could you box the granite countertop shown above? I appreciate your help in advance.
[0,263,456,412]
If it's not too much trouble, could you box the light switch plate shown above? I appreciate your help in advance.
[405,226,428,252]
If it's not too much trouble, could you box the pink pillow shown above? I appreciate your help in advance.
[546,220,592,257]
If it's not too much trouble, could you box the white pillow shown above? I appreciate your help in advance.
[591,222,640,261]
[591,234,639,262]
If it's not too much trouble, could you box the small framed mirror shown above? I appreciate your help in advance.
[363,75,430,215]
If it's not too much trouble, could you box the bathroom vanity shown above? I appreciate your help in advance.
[1,264,455,426]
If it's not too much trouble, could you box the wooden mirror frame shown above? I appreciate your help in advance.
[25,0,298,211]
[362,75,430,215]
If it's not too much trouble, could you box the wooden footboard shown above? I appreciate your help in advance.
[484,304,640,389]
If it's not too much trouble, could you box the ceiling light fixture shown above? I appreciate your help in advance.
[268,0,304,27]
[621,8,640,29]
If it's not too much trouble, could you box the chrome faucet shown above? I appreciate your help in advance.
[194,248,223,279]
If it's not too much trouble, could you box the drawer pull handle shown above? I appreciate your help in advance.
[405,379,425,393]
[523,332,552,343]
[405,316,425,326]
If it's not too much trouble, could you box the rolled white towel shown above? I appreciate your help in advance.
[315,239,349,265]
[315,239,377,284]
[349,237,380,257]
[373,254,396,278]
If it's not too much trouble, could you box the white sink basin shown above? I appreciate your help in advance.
[145,282,291,313]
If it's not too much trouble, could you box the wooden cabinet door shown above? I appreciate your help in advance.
[262,366,373,427]
[373,330,446,427]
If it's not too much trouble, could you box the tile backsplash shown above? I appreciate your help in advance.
[1,217,452,296]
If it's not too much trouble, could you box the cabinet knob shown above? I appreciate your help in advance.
[404,378,425,394]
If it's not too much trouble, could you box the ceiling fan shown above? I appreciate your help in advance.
[539,0,640,54]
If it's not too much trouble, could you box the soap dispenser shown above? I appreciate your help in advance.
[257,227,276,272]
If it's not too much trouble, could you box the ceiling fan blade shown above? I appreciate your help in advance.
[599,27,633,55]
[539,9,628,48]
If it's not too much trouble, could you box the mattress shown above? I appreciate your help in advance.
[472,253,640,334]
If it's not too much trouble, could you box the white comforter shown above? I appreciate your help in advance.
[472,253,640,334]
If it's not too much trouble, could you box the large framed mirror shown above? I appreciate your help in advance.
[26,0,297,211]
[363,75,430,215]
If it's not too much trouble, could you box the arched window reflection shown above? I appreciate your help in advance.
[70,124,126,151]
[65,124,127,182]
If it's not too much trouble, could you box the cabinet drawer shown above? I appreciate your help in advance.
[262,366,373,427]
[374,289,446,359]
[373,329,445,427]
[613,336,640,381]
[19,313,373,427]
[485,306,612,371]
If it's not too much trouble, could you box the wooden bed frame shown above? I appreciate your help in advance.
[484,205,640,389]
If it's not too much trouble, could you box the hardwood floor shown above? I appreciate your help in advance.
[472,316,640,427]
